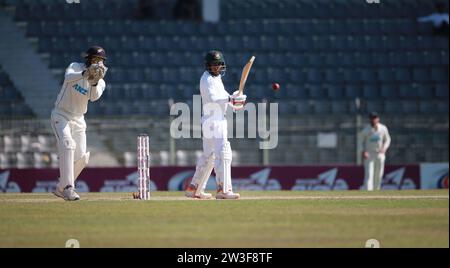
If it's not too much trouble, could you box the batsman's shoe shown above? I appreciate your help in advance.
[63,185,80,201]
[52,187,64,199]
[216,191,240,200]
[194,192,212,199]
[184,185,196,198]
[185,186,212,199]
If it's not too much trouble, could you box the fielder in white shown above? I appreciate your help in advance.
[361,112,391,191]
[51,46,108,201]
[185,50,246,199]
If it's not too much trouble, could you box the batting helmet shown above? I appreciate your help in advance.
[204,50,226,76]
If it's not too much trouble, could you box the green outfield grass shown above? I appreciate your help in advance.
[0,190,448,248]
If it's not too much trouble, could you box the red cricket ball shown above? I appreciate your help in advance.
[272,83,280,91]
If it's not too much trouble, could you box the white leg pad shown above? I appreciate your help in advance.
[74,151,90,182]
[215,141,232,193]
[192,153,215,196]
[58,137,76,190]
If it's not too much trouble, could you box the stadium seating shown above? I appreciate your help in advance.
[0,0,448,166]
[0,65,34,118]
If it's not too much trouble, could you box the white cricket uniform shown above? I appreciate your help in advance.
[190,71,235,193]
[51,62,105,191]
[361,123,391,191]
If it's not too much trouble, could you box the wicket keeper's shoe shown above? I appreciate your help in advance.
[63,185,80,201]
[52,187,64,199]
[185,185,212,199]
[216,191,240,200]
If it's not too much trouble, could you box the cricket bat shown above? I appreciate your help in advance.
[238,56,256,95]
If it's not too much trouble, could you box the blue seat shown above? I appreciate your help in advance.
[398,84,418,98]
[108,68,125,83]
[401,101,418,114]
[441,51,449,66]
[384,100,402,114]
[344,84,361,99]
[324,69,339,83]
[415,84,434,99]
[26,22,42,37]
[340,69,357,83]
[288,69,305,83]
[364,36,383,51]
[331,101,349,113]
[313,37,330,52]
[307,54,323,67]
[363,19,381,35]
[267,67,284,82]
[306,69,322,83]
[295,100,311,114]
[290,53,307,68]
[436,100,449,114]
[412,68,429,83]
[267,53,284,67]
[324,54,339,67]
[309,85,325,99]
[260,36,278,51]
[395,68,411,82]
[104,104,122,116]
[380,84,398,98]
[127,68,144,83]
[160,84,178,99]
[359,69,376,83]
[278,101,295,114]
[362,84,379,99]
[254,68,267,83]
[327,85,345,99]
[313,101,331,114]
[121,103,139,116]
[430,68,448,82]
[435,84,449,98]
[423,51,442,66]
[378,68,395,82]
[365,101,384,114]
[419,100,433,114]
[285,84,308,99]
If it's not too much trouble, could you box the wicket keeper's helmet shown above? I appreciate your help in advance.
[83,46,107,60]
[204,50,226,76]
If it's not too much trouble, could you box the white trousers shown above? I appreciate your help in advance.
[51,110,87,191]
[364,153,385,191]
[191,119,233,193]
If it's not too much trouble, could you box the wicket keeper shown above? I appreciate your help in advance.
[51,46,108,201]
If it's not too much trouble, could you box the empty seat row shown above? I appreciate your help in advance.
[0,152,58,169]
[275,100,448,115]
[15,2,138,21]
[49,50,449,70]
[102,82,447,102]
[1,134,54,153]
[25,19,435,37]
[37,35,449,54]
[222,0,438,20]
[100,66,449,84]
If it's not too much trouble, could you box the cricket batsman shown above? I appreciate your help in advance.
[51,46,108,201]
[185,50,246,199]
[361,112,391,191]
